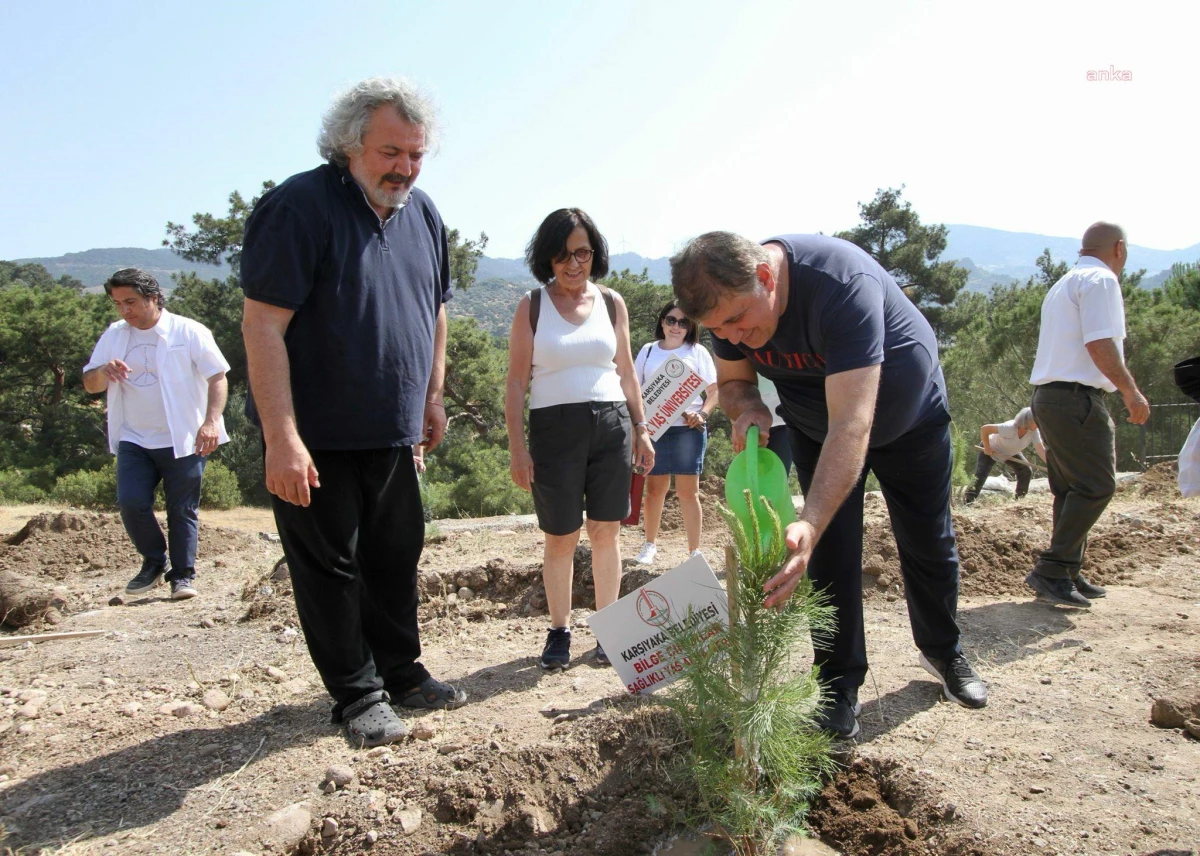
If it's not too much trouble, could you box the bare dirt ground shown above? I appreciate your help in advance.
[1,469,1198,856]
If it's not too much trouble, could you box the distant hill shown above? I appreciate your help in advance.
[944,225,1200,289]
[14,224,1199,314]
[475,252,671,286]
[13,247,229,289]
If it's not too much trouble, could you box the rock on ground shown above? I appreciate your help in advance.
[1150,688,1200,728]
[262,802,311,848]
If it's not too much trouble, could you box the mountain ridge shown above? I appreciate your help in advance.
[13,226,1199,297]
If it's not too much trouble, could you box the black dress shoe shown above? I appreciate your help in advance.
[1072,574,1107,598]
[1025,572,1091,607]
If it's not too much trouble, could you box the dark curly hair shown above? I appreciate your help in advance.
[103,268,165,308]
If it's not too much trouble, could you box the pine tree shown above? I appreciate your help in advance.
[661,494,836,855]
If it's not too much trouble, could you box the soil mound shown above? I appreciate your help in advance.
[810,757,996,855]
[305,702,994,856]
[1120,461,1180,498]
[1,512,133,581]
[655,476,726,534]
[862,497,1200,599]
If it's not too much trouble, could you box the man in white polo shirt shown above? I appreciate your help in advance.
[83,268,230,600]
[1026,223,1149,607]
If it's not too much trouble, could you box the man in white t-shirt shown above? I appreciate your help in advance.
[1026,223,1149,607]
[963,407,1046,504]
[83,269,230,600]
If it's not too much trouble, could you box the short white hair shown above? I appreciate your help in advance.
[317,76,440,166]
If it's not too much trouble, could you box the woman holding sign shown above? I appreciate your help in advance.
[504,208,654,672]
[632,301,718,565]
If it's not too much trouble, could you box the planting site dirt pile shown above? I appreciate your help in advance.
[861,481,1200,599]
[808,758,994,856]
[1120,460,1180,498]
[244,703,995,856]
[1,511,136,582]
[2,484,1199,855]
[649,475,727,535]
[241,548,664,629]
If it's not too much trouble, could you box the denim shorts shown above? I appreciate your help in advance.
[649,424,707,476]
[529,401,632,535]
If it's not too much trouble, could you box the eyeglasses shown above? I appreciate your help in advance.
[662,316,689,329]
[554,247,594,265]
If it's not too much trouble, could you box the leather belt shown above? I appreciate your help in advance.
[1038,381,1103,394]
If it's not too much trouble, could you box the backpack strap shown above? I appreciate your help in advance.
[634,341,653,383]
[595,282,617,327]
[528,287,542,337]
[529,283,616,336]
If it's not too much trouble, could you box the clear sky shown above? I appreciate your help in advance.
[1,0,1194,262]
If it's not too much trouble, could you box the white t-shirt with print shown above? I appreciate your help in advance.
[988,418,1041,462]
[118,326,174,449]
[634,342,717,415]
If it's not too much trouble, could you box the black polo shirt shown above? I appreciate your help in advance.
[710,234,947,447]
[240,163,452,449]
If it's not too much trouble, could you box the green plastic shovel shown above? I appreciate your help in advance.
[725,425,796,547]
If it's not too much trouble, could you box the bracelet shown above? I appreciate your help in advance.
[426,400,445,408]
[634,421,649,427]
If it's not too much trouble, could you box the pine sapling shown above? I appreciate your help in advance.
[660,491,837,855]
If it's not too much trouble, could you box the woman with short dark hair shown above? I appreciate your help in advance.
[504,208,654,671]
[632,301,718,565]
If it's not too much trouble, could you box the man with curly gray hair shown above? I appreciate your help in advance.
[240,76,465,747]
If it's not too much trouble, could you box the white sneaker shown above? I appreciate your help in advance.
[634,542,657,565]
[689,549,704,560]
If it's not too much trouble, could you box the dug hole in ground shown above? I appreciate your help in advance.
[0,464,1197,855]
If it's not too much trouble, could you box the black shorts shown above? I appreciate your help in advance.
[529,401,632,535]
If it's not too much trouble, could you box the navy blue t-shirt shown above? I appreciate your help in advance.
[710,234,947,447]
[240,163,452,449]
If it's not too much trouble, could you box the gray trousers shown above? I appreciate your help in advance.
[1029,385,1116,580]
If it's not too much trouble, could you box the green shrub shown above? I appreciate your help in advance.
[217,388,270,506]
[201,459,242,510]
[51,462,117,509]
[703,426,734,477]
[0,469,49,504]
[427,441,534,518]
[949,420,974,487]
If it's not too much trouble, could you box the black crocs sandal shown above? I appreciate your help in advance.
[342,690,408,747]
[394,677,468,711]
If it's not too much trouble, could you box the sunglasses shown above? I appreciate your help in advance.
[554,247,594,265]
[662,316,689,329]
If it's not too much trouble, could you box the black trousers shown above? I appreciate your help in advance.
[965,450,1032,501]
[270,446,429,720]
[789,415,963,691]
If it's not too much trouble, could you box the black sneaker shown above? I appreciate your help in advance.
[1025,572,1091,607]
[126,562,165,595]
[170,578,198,600]
[593,644,610,666]
[815,686,860,739]
[1072,574,1107,599]
[919,652,988,709]
[540,627,571,671]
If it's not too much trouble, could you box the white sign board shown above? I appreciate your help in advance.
[587,553,729,695]
[641,357,706,441]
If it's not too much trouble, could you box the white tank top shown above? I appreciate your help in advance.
[528,283,626,409]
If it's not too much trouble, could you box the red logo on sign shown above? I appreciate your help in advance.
[637,589,670,627]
